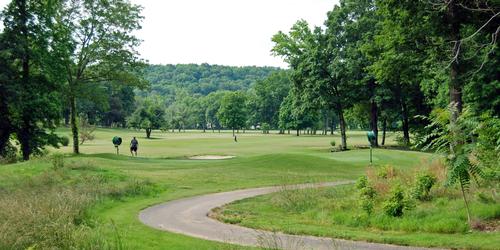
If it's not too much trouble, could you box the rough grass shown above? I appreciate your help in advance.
[0,156,161,250]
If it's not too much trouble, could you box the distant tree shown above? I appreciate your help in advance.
[253,71,291,129]
[205,91,227,132]
[217,92,248,136]
[128,98,166,138]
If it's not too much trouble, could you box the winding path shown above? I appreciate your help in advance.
[139,181,439,250]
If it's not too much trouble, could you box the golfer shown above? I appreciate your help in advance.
[130,137,139,156]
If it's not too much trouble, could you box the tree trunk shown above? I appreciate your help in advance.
[18,126,30,161]
[296,129,299,136]
[331,117,336,135]
[370,94,379,147]
[400,99,410,146]
[70,94,79,154]
[232,128,235,136]
[338,109,347,150]
[460,180,472,226]
[382,118,387,146]
[146,128,152,138]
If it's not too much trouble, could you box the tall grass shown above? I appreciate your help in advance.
[0,155,162,250]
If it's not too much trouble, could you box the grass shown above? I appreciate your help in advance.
[1,128,453,249]
[215,164,500,249]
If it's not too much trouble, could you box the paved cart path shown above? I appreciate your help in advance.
[139,181,441,250]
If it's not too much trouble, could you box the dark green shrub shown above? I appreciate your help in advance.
[330,140,336,147]
[60,136,70,147]
[412,173,437,201]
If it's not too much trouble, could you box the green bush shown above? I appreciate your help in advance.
[412,173,437,201]
[356,176,376,215]
[355,176,368,189]
[383,185,412,217]
[60,136,70,147]
[0,141,18,164]
[330,140,336,147]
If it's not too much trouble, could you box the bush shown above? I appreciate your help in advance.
[60,136,70,147]
[0,141,18,164]
[356,176,376,215]
[412,173,437,201]
[355,176,368,189]
[383,185,412,217]
[330,140,336,147]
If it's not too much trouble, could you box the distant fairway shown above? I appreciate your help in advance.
[54,127,404,158]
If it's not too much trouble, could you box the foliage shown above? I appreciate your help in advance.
[383,184,412,217]
[412,173,437,201]
[217,92,248,134]
[127,97,166,138]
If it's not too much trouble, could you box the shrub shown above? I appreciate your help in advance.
[412,173,437,201]
[330,140,336,147]
[0,141,18,164]
[383,185,412,217]
[355,176,368,189]
[356,176,376,215]
[60,136,70,147]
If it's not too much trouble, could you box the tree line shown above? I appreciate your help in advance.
[0,0,498,164]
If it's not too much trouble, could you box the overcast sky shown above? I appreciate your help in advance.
[0,0,338,68]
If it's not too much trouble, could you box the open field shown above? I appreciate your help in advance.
[0,128,461,249]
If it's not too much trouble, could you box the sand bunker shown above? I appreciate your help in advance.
[188,155,235,160]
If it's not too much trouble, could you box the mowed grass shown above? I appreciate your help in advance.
[1,128,440,249]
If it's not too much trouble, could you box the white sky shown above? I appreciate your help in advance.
[0,0,338,68]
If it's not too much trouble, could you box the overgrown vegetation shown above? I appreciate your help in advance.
[0,155,162,250]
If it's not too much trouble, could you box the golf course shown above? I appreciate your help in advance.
[1,0,499,249]
[0,128,497,249]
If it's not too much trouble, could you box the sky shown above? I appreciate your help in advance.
[0,0,338,68]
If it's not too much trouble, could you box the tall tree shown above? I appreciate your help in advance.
[1,0,63,160]
[56,0,145,154]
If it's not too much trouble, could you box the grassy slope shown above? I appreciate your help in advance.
[2,128,438,249]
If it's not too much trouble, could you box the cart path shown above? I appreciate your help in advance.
[139,181,441,250]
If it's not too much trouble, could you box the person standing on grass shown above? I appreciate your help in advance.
[130,137,139,156]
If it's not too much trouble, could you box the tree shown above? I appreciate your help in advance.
[127,97,166,138]
[217,92,248,135]
[55,0,145,154]
[0,0,63,160]
[253,71,291,130]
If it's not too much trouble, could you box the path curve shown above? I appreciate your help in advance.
[139,181,440,250]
